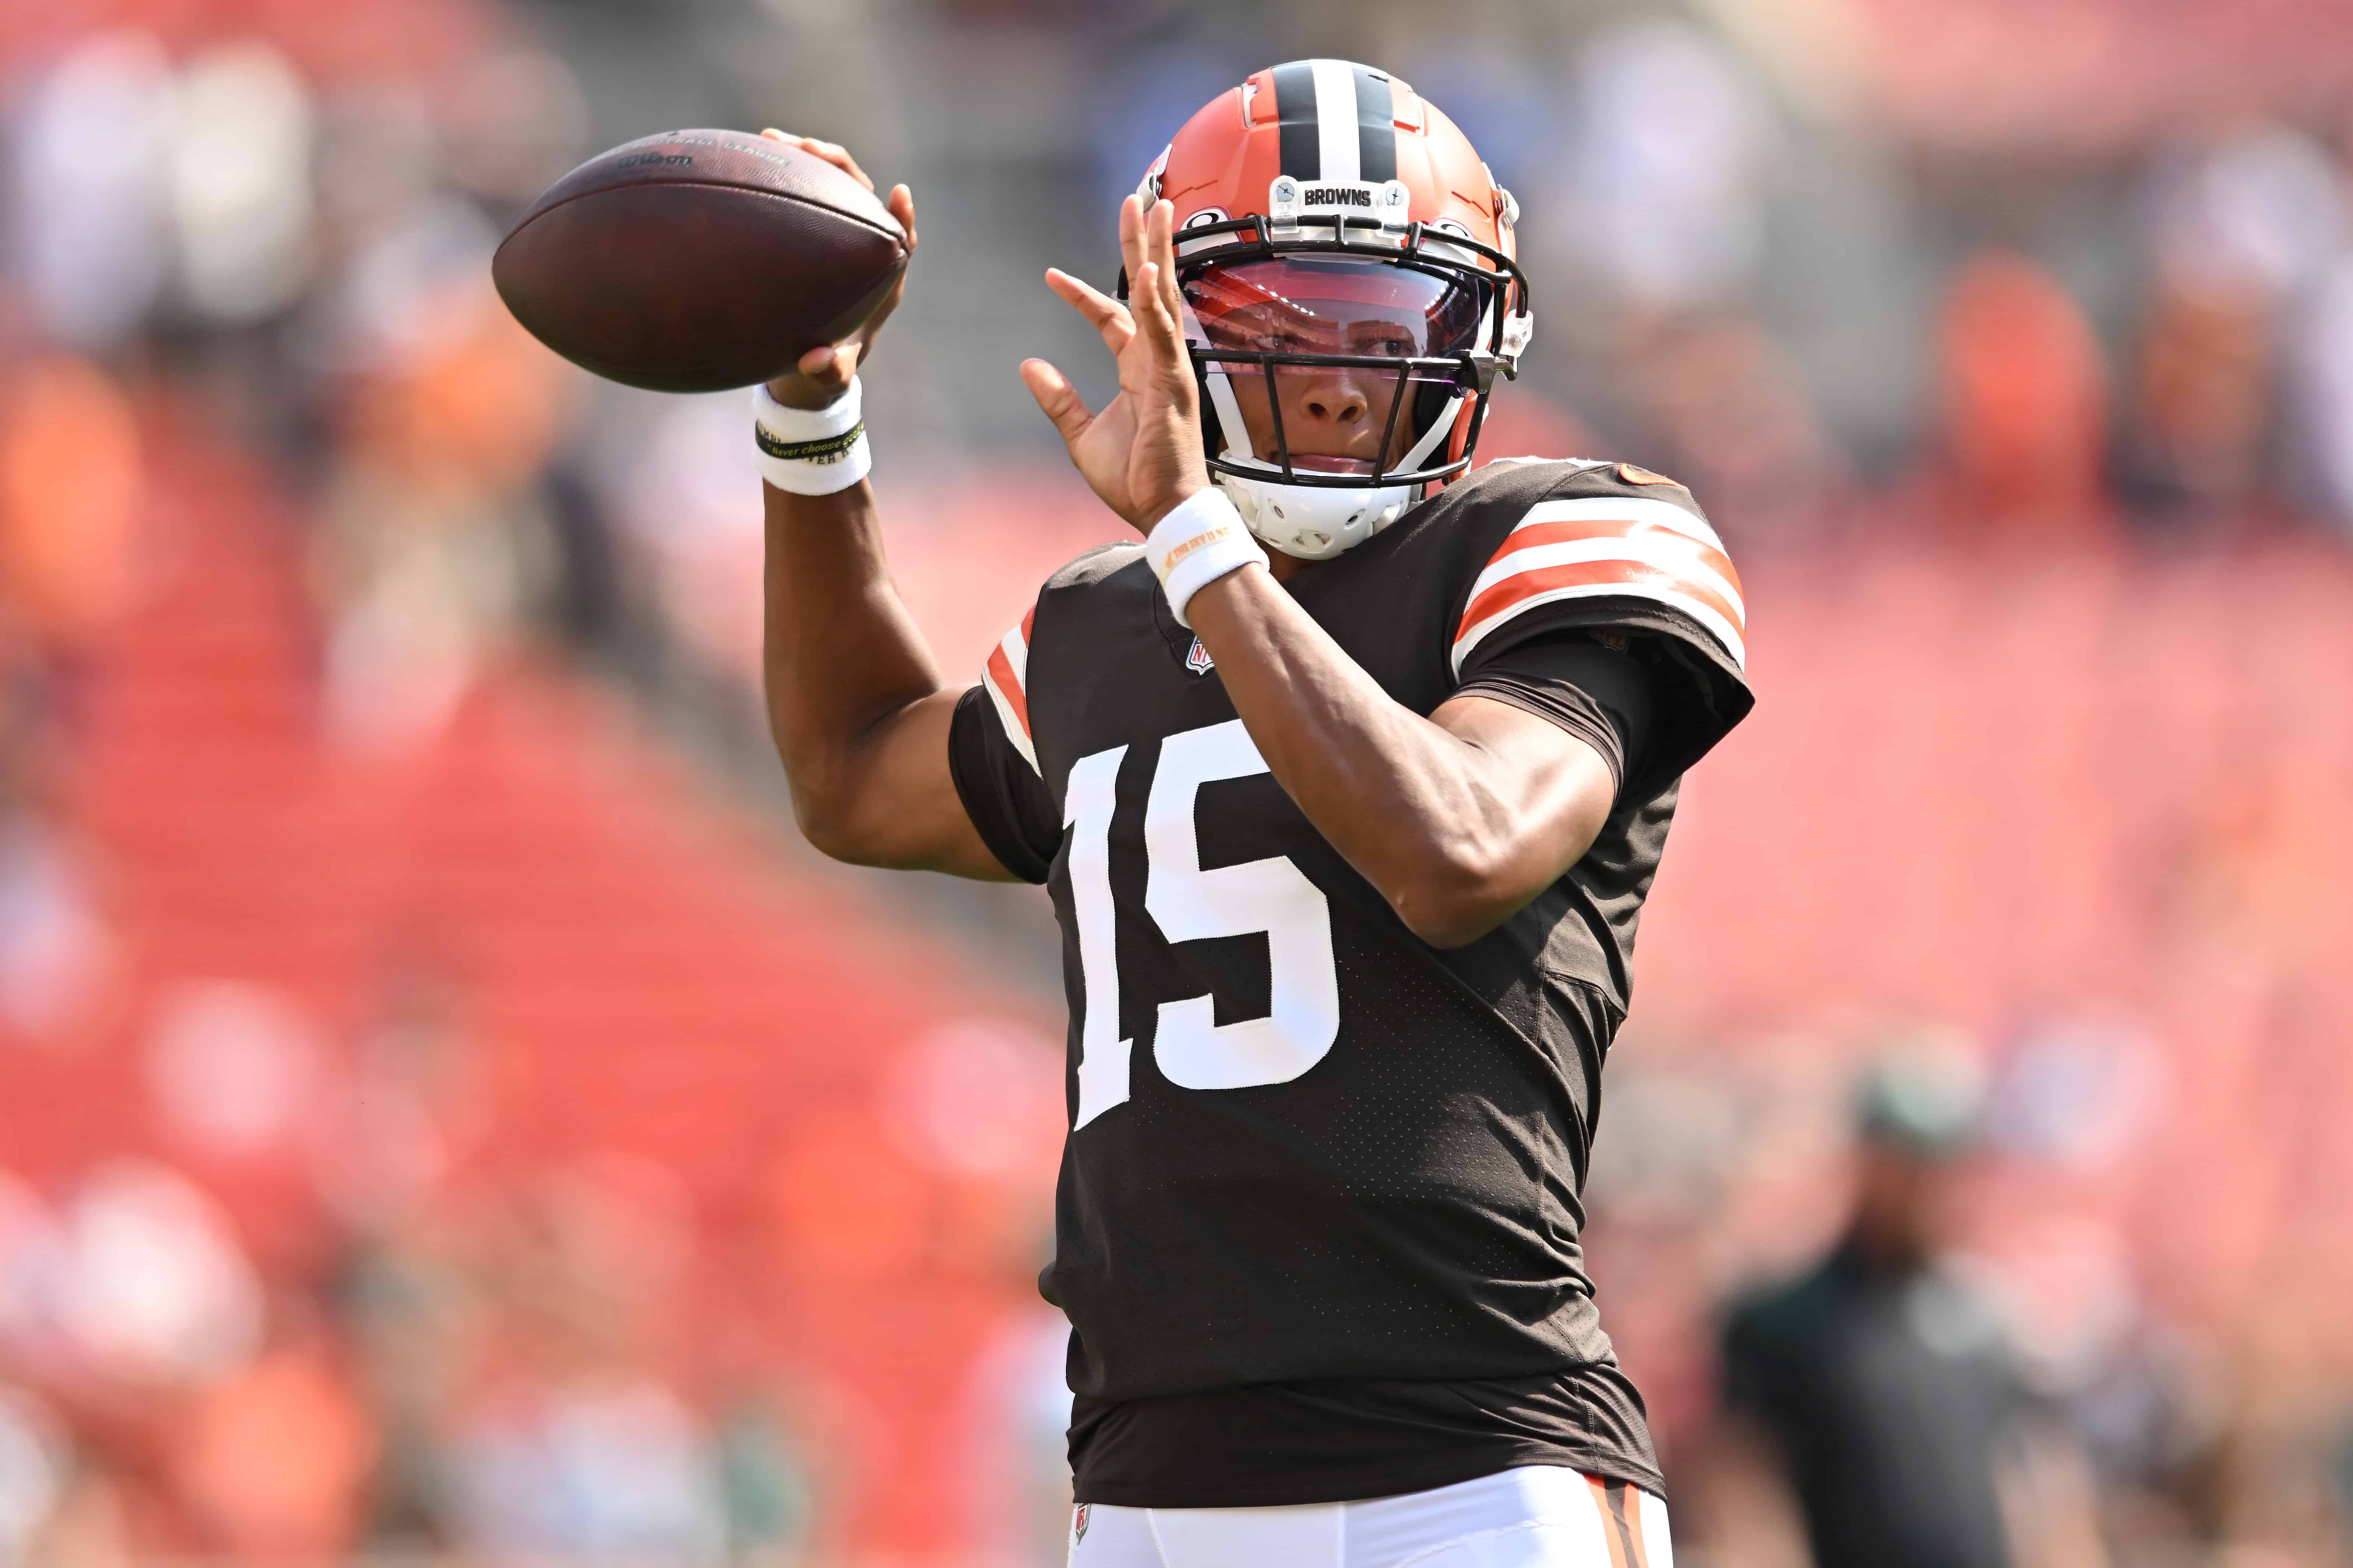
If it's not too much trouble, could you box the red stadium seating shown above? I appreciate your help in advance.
[2,423,1059,1558]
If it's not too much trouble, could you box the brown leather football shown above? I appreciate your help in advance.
[493,129,908,393]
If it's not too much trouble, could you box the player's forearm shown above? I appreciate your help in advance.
[1186,567,1571,947]
[760,479,947,853]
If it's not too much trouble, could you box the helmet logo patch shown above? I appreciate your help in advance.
[1185,636,1215,676]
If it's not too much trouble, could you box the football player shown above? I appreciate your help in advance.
[755,60,1751,1568]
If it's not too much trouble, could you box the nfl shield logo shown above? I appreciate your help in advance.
[1073,1503,1091,1542]
[1184,636,1215,675]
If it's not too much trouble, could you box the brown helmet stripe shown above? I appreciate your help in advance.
[1271,60,1322,179]
[1269,60,1396,185]
[1353,64,1396,183]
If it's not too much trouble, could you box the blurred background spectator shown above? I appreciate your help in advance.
[1702,1049,2108,1568]
[0,0,2350,1564]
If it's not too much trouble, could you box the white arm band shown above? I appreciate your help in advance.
[1144,487,1267,628]
[753,378,871,495]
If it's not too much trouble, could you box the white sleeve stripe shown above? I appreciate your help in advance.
[1310,59,1361,181]
[1466,536,1746,621]
[998,625,1030,691]
[1503,494,1726,552]
[981,670,1040,775]
[1452,580,1747,675]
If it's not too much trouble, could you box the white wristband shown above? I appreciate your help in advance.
[1144,487,1267,627]
[753,378,870,495]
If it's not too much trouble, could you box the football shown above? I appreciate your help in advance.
[492,129,909,393]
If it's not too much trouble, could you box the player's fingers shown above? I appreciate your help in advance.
[804,137,875,191]
[1046,269,1135,354]
[763,131,876,192]
[1045,267,1125,324]
[1123,205,1187,370]
[795,343,854,390]
[1019,359,1093,446]
[1130,260,1186,374]
[1128,259,1167,340]
[1117,194,1147,302]
[887,184,917,253]
[1131,202,1179,330]
[1152,199,1185,319]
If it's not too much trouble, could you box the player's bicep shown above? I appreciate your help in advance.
[820,689,1025,881]
[1429,693,1618,879]
[943,684,1061,883]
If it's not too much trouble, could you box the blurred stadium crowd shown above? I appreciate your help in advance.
[1,0,2352,1564]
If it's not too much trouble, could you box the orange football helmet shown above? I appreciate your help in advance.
[1127,60,1536,558]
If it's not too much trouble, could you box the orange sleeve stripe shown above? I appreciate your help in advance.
[984,642,1031,737]
[1021,604,1036,642]
[1460,557,1746,641]
[1489,516,1743,600]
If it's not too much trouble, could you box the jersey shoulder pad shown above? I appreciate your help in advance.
[1040,539,1148,598]
[979,598,1042,776]
[1446,457,1743,677]
[980,542,1149,776]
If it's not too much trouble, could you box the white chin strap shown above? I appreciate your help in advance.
[1212,468,1419,560]
[1200,365,1464,561]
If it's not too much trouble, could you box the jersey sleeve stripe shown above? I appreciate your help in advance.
[1463,553,1744,647]
[998,622,1031,695]
[981,611,1040,774]
[985,639,1030,732]
[1450,492,1745,674]
[1504,493,1727,551]
[1465,536,1745,624]
[980,671,1039,774]
[1482,516,1741,600]
[1455,578,1747,674]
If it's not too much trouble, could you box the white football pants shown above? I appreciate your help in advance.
[1067,1466,1670,1568]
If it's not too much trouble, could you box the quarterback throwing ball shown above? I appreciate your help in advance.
[758,60,1752,1568]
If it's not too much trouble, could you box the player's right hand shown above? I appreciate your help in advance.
[761,131,916,412]
[1021,195,1213,534]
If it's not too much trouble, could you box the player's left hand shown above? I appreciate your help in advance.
[761,131,917,412]
[1021,196,1211,534]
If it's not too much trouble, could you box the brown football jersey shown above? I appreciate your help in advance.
[948,457,1753,1504]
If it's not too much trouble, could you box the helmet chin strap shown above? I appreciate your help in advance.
[1203,369,1466,560]
[1213,471,1415,560]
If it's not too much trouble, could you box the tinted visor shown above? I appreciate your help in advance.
[1181,258,1483,361]
[1183,259,1483,480]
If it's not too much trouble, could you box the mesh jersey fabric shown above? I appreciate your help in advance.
[944,458,1752,1505]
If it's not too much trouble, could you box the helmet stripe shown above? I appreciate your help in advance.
[1271,61,1322,179]
[1308,59,1361,181]
[1268,60,1396,185]
[1353,66,1396,184]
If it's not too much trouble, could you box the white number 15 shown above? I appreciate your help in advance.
[1064,720,1339,1129]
